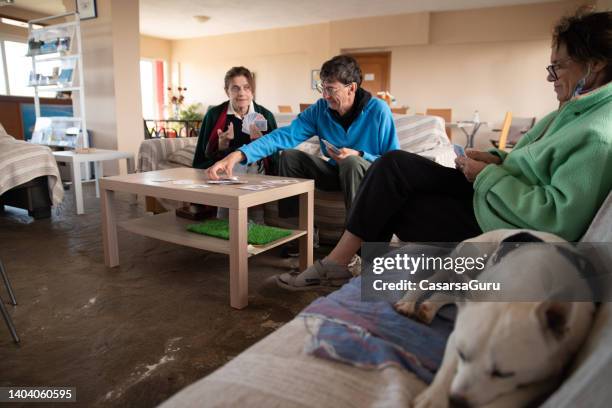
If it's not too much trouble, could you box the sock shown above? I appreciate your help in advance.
[321,257,350,271]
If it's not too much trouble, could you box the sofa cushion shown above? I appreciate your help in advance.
[395,115,450,153]
[167,144,197,167]
[580,192,612,242]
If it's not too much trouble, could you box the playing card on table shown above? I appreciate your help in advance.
[238,184,272,191]
[172,179,198,185]
[184,184,211,189]
[261,179,299,185]
[206,179,248,185]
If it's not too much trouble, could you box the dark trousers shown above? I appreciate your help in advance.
[346,150,482,242]
[278,149,371,217]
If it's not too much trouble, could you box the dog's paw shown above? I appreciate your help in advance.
[412,389,449,408]
[394,300,418,316]
[395,301,437,324]
[416,301,437,324]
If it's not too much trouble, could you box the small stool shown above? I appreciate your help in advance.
[0,259,19,343]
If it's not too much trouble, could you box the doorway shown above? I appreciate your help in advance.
[345,52,391,96]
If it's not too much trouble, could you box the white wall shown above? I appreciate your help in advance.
[171,22,330,113]
[390,40,557,145]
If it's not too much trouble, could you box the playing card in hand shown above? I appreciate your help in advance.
[242,112,266,135]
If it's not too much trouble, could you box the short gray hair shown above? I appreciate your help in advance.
[320,55,362,86]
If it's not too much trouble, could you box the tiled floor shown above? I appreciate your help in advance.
[0,183,326,407]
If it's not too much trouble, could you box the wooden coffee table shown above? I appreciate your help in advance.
[99,168,314,309]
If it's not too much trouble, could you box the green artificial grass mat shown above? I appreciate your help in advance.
[187,219,293,245]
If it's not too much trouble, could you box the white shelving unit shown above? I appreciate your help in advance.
[27,12,88,148]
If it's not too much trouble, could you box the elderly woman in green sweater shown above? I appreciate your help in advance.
[277,9,612,290]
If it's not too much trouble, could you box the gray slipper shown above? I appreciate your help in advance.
[276,259,352,291]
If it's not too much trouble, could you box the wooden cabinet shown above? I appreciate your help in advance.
[0,95,72,140]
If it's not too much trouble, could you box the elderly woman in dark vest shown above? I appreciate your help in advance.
[192,66,278,221]
[192,66,278,173]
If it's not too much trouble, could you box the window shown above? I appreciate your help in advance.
[0,39,55,97]
[140,60,155,118]
[0,42,6,95]
[1,18,43,29]
[5,40,32,96]
[140,59,166,119]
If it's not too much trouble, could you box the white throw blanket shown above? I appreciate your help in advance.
[0,126,63,206]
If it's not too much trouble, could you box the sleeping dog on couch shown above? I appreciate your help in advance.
[394,230,597,408]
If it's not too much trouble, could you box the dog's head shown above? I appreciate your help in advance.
[448,301,578,407]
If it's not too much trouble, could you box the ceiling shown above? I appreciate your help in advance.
[139,0,560,39]
[0,0,66,16]
[4,0,560,40]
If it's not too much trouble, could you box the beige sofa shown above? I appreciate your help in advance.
[137,114,453,244]
[158,193,612,408]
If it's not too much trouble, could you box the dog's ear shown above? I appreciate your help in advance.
[535,301,571,340]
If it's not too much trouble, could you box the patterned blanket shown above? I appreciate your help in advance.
[0,130,63,206]
[302,277,454,384]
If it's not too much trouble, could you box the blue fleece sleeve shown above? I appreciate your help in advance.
[238,106,318,164]
[362,105,399,162]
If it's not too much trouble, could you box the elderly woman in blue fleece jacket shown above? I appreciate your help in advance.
[207,55,399,220]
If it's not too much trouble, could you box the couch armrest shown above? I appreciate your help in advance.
[137,137,198,172]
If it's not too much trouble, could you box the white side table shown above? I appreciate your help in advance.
[53,149,135,214]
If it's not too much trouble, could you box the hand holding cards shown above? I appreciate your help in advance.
[322,139,342,155]
[453,144,466,157]
[242,112,267,135]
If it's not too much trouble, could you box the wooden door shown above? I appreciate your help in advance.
[346,52,391,97]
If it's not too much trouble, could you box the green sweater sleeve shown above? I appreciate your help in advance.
[474,135,612,241]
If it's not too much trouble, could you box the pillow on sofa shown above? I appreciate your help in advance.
[167,144,197,167]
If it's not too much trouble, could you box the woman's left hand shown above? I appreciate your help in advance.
[249,124,263,140]
[455,156,490,182]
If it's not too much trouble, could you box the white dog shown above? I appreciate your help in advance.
[394,230,596,408]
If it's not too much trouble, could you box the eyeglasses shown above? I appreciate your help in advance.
[546,58,571,81]
[316,82,352,96]
[229,84,251,94]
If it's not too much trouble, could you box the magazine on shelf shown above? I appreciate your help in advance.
[30,117,84,148]
[28,59,76,87]
[58,68,74,85]
[27,25,74,56]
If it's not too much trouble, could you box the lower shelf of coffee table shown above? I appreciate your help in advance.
[118,211,306,256]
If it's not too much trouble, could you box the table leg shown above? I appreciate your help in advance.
[101,187,119,267]
[72,161,84,214]
[465,122,483,148]
[460,128,470,148]
[126,157,136,174]
[94,161,103,198]
[299,191,314,271]
[126,157,138,205]
[229,207,248,309]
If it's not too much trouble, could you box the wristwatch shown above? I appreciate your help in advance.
[358,150,364,157]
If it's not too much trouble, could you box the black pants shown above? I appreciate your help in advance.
[278,149,371,218]
[346,150,482,242]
